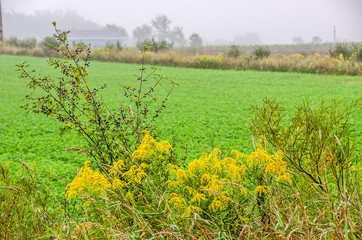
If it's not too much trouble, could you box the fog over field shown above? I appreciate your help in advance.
[2,0,362,44]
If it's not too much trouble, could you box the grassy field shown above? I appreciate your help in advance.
[0,54,361,179]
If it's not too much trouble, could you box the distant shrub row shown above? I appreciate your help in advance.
[88,46,362,75]
[329,42,362,61]
[225,45,271,59]
[1,38,361,75]
[3,36,59,50]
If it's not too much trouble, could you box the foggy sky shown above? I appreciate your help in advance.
[2,0,362,44]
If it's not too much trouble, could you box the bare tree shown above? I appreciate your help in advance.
[189,33,203,47]
[0,0,3,41]
[151,14,171,41]
[104,24,128,38]
[133,24,152,42]
[312,36,322,44]
[292,37,304,45]
[169,26,185,46]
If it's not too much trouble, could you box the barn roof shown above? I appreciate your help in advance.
[68,29,124,40]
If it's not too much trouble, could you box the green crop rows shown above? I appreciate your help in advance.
[1,54,361,180]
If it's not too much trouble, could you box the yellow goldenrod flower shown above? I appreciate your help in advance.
[254,185,268,196]
[112,178,127,189]
[169,193,187,209]
[123,165,146,184]
[209,195,229,212]
[339,53,344,60]
[125,191,133,201]
[209,199,222,212]
[166,144,290,216]
[176,169,188,184]
[183,186,195,195]
[240,187,247,196]
[109,159,125,176]
[191,192,207,205]
[183,205,202,217]
[277,173,292,184]
[132,131,172,161]
[200,173,211,185]
[231,150,245,161]
[139,163,149,169]
[65,161,111,199]
[247,152,257,166]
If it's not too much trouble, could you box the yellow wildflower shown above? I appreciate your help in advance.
[200,173,211,185]
[167,145,291,216]
[132,131,172,161]
[109,159,125,176]
[166,163,178,174]
[202,175,223,193]
[65,161,111,199]
[123,165,146,184]
[183,186,195,195]
[277,173,292,184]
[166,180,177,188]
[176,169,188,184]
[169,193,187,209]
[339,53,344,60]
[240,187,247,196]
[247,152,257,166]
[112,178,127,189]
[231,150,245,161]
[139,163,149,169]
[209,199,222,212]
[183,205,202,217]
[254,185,268,196]
[191,192,207,205]
[125,191,133,201]
[209,196,229,212]
[226,163,246,182]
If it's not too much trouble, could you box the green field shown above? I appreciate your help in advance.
[1,54,361,179]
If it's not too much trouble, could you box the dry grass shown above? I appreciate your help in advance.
[1,45,361,75]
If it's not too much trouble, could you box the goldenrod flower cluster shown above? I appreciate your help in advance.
[132,130,173,162]
[66,131,291,221]
[66,131,173,200]
[65,161,112,199]
[65,159,147,200]
[247,144,291,184]
[254,185,268,196]
[167,145,291,216]
[290,54,306,59]
[167,148,244,215]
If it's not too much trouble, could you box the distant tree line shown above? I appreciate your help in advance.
[103,14,203,50]
[131,14,203,48]
[292,36,323,45]
[3,10,102,40]
[2,10,203,49]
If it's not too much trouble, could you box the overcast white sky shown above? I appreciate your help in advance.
[2,0,362,44]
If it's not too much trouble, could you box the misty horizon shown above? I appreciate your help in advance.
[2,0,362,45]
